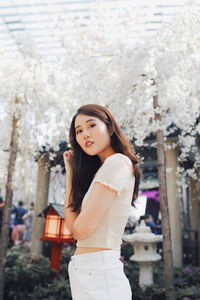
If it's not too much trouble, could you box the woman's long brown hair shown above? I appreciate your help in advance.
[68,104,141,212]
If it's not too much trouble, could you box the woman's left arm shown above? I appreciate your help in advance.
[72,183,117,240]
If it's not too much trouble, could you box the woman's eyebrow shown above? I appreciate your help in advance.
[75,118,96,130]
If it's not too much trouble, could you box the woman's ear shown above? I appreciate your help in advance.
[109,129,114,136]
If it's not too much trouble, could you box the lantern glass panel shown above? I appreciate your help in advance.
[61,220,73,238]
[45,215,61,238]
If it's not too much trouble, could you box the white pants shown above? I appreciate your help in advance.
[68,249,132,300]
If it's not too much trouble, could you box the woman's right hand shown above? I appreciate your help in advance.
[63,150,73,172]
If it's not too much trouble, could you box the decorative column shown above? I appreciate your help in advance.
[190,168,200,231]
[31,154,50,256]
[166,140,182,267]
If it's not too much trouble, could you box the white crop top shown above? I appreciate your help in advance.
[76,153,135,251]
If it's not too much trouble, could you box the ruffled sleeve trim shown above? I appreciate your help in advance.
[93,179,123,195]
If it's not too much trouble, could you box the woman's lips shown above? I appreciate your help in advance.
[85,141,94,147]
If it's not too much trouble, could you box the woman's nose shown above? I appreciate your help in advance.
[83,130,90,139]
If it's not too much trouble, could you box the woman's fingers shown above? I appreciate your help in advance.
[63,150,73,158]
[63,151,73,169]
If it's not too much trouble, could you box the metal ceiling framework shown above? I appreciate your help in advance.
[1,0,199,61]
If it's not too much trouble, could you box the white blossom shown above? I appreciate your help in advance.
[0,3,199,201]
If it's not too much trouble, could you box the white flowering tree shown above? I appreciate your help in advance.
[51,6,199,299]
[127,10,200,298]
[53,5,200,174]
[0,45,75,299]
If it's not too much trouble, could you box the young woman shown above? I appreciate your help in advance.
[63,104,140,300]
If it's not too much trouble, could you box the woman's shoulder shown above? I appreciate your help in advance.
[104,153,132,168]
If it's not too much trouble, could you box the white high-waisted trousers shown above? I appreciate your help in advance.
[68,249,132,300]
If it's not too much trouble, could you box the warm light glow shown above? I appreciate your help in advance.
[45,215,61,238]
[61,220,72,238]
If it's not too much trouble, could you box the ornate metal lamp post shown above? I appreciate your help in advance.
[40,203,76,271]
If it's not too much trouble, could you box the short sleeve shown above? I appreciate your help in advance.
[93,154,132,194]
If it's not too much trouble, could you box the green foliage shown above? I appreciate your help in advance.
[29,278,72,300]
[175,266,200,287]
[121,241,134,260]
[174,266,200,299]
[4,246,71,300]
[4,244,200,300]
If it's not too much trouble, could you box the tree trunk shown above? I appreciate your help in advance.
[31,154,50,256]
[153,94,175,300]
[166,142,182,267]
[0,101,21,300]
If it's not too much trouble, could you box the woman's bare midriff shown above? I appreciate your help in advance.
[74,246,112,255]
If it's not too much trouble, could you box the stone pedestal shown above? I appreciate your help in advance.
[139,262,153,288]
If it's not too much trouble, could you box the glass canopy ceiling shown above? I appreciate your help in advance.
[0,0,199,60]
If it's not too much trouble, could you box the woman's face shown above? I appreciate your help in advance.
[74,114,115,161]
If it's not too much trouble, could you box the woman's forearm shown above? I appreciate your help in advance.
[64,170,80,235]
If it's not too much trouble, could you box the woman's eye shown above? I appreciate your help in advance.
[76,129,82,134]
[89,123,96,128]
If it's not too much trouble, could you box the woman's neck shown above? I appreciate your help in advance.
[98,148,116,163]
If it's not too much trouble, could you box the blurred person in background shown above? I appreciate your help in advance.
[139,214,162,235]
[11,201,27,247]
[22,202,35,248]
[145,214,161,235]
[8,208,16,247]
